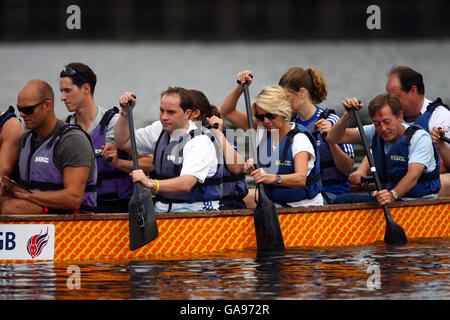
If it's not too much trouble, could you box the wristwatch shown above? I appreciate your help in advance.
[390,190,398,200]
[276,174,282,185]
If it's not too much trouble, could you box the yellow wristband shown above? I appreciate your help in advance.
[153,179,160,193]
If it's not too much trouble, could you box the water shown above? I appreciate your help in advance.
[2,40,450,128]
[1,238,448,301]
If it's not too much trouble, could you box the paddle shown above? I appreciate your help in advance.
[126,97,159,250]
[439,135,450,144]
[352,106,408,245]
[241,80,285,252]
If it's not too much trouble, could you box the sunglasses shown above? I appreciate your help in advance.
[17,98,48,115]
[255,112,277,121]
[61,67,87,84]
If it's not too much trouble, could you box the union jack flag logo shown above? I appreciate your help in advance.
[27,228,49,258]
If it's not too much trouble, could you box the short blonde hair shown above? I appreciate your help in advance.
[251,85,291,121]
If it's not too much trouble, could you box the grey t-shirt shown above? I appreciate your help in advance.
[18,119,96,183]
[67,106,118,145]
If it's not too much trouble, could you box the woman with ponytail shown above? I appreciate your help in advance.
[279,67,355,203]
[189,89,248,210]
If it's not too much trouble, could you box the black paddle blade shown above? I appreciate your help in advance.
[128,183,159,251]
[383,207,408,245]
[253,185,285,252]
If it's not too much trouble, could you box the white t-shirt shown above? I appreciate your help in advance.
[256,123,323,207]
[420,98,450,147]
[135,120,220,212]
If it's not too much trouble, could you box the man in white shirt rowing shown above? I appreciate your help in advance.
[114,87,223,212]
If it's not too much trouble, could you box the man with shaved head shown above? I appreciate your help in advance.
[0,79,97,214]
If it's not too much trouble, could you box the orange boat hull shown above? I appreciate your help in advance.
[1,199,449,262]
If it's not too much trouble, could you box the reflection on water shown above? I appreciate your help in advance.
[0,238,448,300]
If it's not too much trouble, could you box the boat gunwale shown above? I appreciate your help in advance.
[0,197,449,222]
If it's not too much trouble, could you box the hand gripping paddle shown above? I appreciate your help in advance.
[241,80,285,252]
[126,96,159,250]
[352,106,407,245]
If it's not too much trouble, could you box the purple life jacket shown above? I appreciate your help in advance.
[68,107,134,201]
[18,124,97,210]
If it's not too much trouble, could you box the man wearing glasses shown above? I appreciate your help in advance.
[0,79,97,215]
[60,62,153,213]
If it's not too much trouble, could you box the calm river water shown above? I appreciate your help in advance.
[1,40,450,127]
[1,238,448,301]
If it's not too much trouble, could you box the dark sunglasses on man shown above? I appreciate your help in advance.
[255,112,277,121]
[61,67,87,84]
[17,98,48,115]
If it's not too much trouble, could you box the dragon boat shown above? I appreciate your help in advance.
[0,197,449,263]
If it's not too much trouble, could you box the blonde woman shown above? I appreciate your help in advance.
[220,71,323,208]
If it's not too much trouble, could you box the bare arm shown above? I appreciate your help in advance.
[430,126,450,172]
[250,151,311,188]
[219,70,256,131]
[317,118,354,176]
[328,143,354,176]
[114,115,132,152]
[220,84,250,131]
[207,116,244,175]
[130,169,198,194]
[102,143,154,174]
[327,110,361,145]
[349,156,371,185]
[438,147,450,172]
[108,155,154,175]
[0,118,24,177]
[12,166,90,210]
[373,163,425,205]
[328,97,368,145]
[114,92,137,152]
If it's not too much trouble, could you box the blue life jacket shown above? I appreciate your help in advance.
[219,128,248,201]
[66,107,134,202]
[258,123,322,204]
[372,125,441,198]
[294,108,350,193]
[0,106,17,133]
[18,124,97,210]
[413,98,449,131]
[151,127,223,204]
